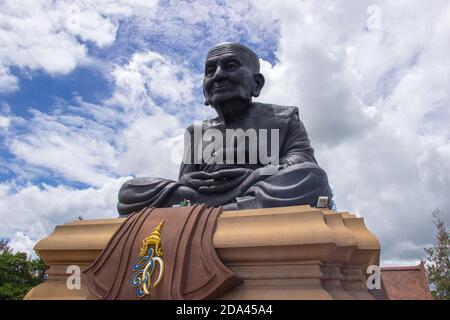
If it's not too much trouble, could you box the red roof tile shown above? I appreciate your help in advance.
[370,262,433,300]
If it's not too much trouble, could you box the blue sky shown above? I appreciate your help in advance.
[1,0,449,265]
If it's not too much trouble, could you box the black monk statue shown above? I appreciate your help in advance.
[117,43,333,215]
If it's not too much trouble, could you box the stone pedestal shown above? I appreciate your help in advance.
[24,205,380,300]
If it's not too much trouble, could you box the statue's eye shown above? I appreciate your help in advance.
[225,61,239,70]
[205,67,215,76]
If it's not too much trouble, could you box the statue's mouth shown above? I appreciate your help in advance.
[211,81,233,95]
[212,86,229,93]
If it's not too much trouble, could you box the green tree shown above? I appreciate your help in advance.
[424,209,450,300]
[0,240,47,300]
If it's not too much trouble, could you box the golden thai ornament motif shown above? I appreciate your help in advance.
[131,219,165,298]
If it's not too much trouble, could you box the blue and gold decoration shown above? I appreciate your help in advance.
[131,219,165,298]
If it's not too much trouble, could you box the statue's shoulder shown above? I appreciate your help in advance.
[251,102,299,118]
[185,117,221,133]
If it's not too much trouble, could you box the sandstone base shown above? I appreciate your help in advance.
[24,205,380,300]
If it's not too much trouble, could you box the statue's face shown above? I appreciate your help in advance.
[203,46,259,107]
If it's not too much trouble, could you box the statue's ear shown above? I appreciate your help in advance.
[252,73,265,97]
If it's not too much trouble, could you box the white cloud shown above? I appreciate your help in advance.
[4,50,199,186]
[110,51,200,111]
[0,65,18,93]
[0,0,158,92]
[9,111,119,187]
[64,4,118,47]
[116,0,280,68]
[0,115,11,129]
[8,231,37,258]
[0,177,130,242]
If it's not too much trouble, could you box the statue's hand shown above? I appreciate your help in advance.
[209,166,271,196]
[198,168,252,194]
[180,171,223,190]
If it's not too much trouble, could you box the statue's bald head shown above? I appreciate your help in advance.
[203,42,265,109]
[206,42,260,73]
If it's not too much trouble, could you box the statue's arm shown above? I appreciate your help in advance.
[279,107,317,166]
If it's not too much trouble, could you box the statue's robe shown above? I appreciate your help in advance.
[118,102,332,215]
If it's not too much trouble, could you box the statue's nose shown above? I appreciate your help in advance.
[212,65,227,80]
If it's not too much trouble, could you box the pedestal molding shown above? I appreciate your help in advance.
[25,205,380,300]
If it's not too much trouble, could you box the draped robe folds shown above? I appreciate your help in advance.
[118,102,333,215]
